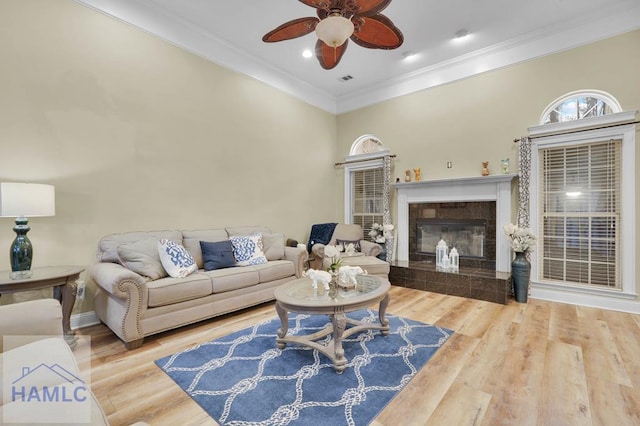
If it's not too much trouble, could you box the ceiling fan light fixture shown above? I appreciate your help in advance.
[315,14,354,48]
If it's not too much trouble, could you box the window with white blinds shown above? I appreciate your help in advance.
[538,139,621,289]
[351,167,384,237]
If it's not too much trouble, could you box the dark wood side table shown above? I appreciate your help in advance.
[0,265,83,345]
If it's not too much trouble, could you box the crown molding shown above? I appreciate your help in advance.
[74,0,339,113]
[75,0,640,115]
[336,2,640,113]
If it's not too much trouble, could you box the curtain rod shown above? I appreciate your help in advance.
[334,154,396,167]
[513,120,640,142]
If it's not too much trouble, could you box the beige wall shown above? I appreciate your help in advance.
[1,1,638,313]
[0,0,337,311]
[337,29,640,297]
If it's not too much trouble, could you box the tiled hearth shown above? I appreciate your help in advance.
[390,260,512,304]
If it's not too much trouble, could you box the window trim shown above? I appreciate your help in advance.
[528,112,637,299]
[343,153,388,224]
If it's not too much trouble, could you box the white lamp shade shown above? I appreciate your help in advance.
[315,15,354,47]
[0,183,56,217]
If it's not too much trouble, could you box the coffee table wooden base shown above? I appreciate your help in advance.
[275,293,390,374]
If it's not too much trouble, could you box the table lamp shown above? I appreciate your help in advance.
[0,182,55,279]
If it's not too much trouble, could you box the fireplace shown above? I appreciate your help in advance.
[417,218,487,259]
[390,175,516,304]
[394,174,516,272]
[410,202,496,270]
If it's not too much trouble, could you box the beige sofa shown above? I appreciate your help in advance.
[311,224,390,277]
[89,226,307,349]
[0,299,109,424]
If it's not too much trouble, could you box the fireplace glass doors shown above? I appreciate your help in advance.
[417,219,487,259]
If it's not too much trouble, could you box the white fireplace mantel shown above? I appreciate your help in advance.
[394,174,518,272]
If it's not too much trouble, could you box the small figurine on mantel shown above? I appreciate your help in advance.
[501,158,510,174]
[414,168,421,181]
[481,161,490,176]
[405,169,412,182]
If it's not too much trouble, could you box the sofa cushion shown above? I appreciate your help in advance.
[201,268,260,293]
[182,229,228,269]
[262,233,285,261]
[249,260,295,282]
[158,239,198,278]
[226,225,271,237]
[229,234,267,266]
[329,224,364,245]
[200,240,236,271]
[1,338,80,389]
[0,337,109,425]
[97,230,182,263]
[117,238,167,280]
[146,273,213,307]
[323,255,390,276]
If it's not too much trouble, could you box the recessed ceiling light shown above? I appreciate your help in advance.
[302,49,313,58]
[402,51,417,61]
[454,29,470,41]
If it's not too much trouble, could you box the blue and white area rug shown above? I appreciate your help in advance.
[155,309,452,426]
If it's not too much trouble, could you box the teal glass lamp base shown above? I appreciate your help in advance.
[9,216,33,280]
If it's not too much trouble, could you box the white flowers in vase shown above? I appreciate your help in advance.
[369,223,395,244]
[503,223,537,253]
[324,244,343,272]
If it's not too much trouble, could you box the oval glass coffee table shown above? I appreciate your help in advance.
[274,275,391,373]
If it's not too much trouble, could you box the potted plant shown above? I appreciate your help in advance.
[503,223,537,303]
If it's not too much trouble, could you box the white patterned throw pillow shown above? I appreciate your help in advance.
[158,239,198,278]
[229,233,268,266]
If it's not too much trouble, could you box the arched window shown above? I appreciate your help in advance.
[540,90,621,124]
[350,134,386,156]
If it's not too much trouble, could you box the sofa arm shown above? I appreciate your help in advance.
[0,299,63,352]
[284,246,309,278]
[311,243,326,259]
[360,240,383,257]
[89,262,148,301]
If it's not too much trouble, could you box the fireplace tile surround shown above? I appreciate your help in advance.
[410,201,496,270]
[392,174,518,304]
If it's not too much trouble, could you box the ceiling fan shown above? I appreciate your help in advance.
[262,0,404,70]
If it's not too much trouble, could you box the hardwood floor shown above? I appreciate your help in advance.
[79,286,640,426]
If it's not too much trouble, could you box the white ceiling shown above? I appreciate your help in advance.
[78,0,640,113]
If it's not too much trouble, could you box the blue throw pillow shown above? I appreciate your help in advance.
[200,240,236,271]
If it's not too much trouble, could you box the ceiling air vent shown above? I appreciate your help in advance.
[338,75,354,82]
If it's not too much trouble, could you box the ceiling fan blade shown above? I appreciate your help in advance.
[315,39,348,70]
[299,0,339,9]
[262,17,318,43]
[351,14,403,49]
[352,0,392,16]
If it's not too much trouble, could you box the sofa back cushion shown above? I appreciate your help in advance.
[262,233,285,261]
[117,238,167,280]
[329,224,364,246]
[225,226,271,237]
[182,229,228,269]
[97,230,182,263]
